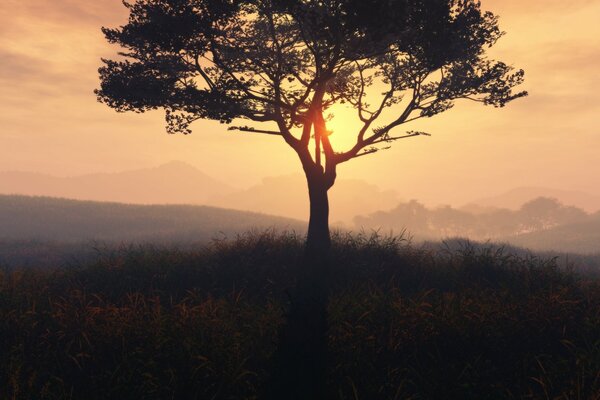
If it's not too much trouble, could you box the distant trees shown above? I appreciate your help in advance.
[354,197,590,240]
[431,205,477,237]
[519,197,587,233]
[96,0,526,256]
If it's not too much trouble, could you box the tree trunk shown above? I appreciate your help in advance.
[306,175,331,258]
[263,173,332,400]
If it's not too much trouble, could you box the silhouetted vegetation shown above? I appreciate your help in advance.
[1,232,599,399]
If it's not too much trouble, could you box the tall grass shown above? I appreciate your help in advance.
[1,231,599,399]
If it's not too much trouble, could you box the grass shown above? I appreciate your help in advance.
[1,231,599,399]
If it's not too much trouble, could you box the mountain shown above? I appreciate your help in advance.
[209,174,400,224]
[0,164,400,225]
[0,194,303,243]
[0,161,235,205]
[468,187,600,213]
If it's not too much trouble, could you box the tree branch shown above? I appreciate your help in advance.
[335,84,420,165]
[354,61,369,123]
[338,132,429,163]
[228,126,282,136]
[194,54,216,91]
[370,131,431,146]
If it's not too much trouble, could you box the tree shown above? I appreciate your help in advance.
[96,0,526,257]
[518,197,587,233]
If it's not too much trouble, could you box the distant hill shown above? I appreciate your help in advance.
[354,197,599,254]
[0,161,235,205]
[0,164,399,224]
[210,174,400,224]
[469,187,600,213]
[0,195,303,243]
[506,216,600,254]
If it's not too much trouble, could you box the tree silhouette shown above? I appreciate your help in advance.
[96,0,526,256]
[518,197,588,233]
[96,2,528,397]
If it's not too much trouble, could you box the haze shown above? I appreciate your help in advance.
[1,0,600,209]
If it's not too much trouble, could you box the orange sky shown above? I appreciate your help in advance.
[1,0,599,207]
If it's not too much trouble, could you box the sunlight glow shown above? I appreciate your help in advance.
[324,104,365,152]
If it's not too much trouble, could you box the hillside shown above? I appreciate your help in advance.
[0,194,303,243]
[0,165,402,225]
[0,161,235,205]
[507,216,600,254]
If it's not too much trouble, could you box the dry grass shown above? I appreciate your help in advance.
[1,231,599,399]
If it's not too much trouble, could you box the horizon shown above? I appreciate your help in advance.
[2,159,600,212]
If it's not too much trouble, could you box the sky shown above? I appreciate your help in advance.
[1,0,599,207]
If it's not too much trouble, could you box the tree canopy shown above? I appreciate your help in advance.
[97,0,526,189]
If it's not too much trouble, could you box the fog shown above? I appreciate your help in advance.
[2,164,600,254]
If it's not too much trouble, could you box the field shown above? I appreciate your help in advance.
[1,232,599,399]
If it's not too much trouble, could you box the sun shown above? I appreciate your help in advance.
[323,103,363,152]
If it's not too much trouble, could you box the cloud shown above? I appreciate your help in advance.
[2,0,126,27]
[0,48,100,109]
[0,1,127,106]
[0,50,45,80]
[485,0,600,15]
[539,43,600,75]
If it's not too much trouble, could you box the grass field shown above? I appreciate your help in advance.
[1,232,599,399]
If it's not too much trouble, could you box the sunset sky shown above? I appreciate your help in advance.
[1,0,599,207]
